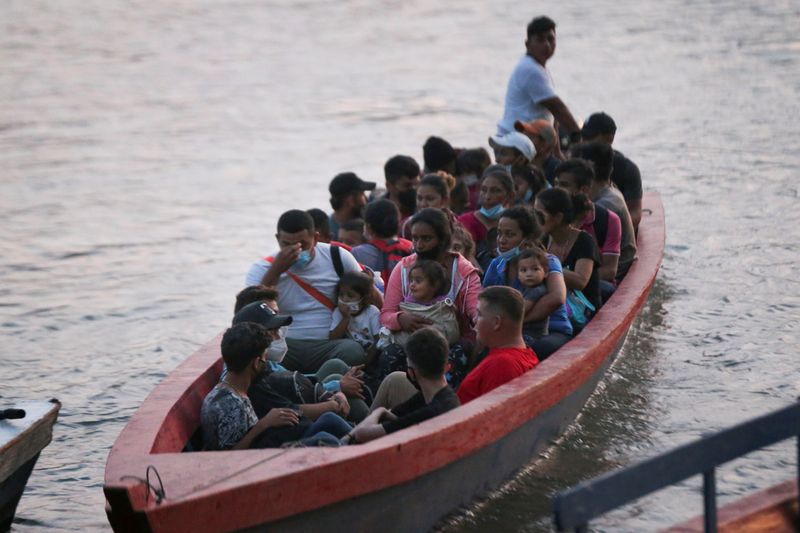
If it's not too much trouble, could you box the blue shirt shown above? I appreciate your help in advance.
[482,254,573,336]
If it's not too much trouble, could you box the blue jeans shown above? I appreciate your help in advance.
[300,412,352,446]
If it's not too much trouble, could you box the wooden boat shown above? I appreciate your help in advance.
[104,192,664,533]
[666,480,798,532]
[1,400,60,531]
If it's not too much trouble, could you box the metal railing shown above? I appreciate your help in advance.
[552,400,800,532]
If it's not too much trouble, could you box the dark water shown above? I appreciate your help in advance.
[2,0,798,531]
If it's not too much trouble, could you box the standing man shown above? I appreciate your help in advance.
[497,16,581,145]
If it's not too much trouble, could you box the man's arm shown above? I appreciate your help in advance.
[232,408,299,450]
[598,254,620,283]
[260,244,302,287]
[540,96,580,133]
[346,407,393,444]
[627,198,642,235]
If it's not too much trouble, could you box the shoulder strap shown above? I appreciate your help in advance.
[264,256,336,310]
[593,204,609,248]
[331,245,344,279]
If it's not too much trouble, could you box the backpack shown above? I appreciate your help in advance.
[365,238,414,284]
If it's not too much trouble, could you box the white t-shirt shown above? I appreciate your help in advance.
[245,243,362,340]
[330,305,381,350]
[497,55,556,134]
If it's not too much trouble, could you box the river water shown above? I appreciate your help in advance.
[2,0,798,531]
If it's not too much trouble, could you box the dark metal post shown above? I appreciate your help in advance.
[702,469,717,533]
[796,436,800,531]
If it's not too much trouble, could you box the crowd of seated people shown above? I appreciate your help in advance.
[200,15,643,451]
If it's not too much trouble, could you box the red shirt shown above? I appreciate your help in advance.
[457,346,539,404]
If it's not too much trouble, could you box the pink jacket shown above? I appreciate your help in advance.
[380,252,481,341]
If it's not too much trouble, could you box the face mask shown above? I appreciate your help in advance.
[397,189,417,213]
[266,326,289,362]
[338,298,361,314]
[406,368,421,391]
[294,249,312,269]
[415,244,443,261]
[503,164,514,174]
[495,246,521,260]
[479,204,505,220]
[523,189,534,203]
[463,174,479,186]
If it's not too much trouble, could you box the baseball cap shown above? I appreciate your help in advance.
[329,172,376,198]
[232,302,293,330]
[488,131,536,162]
[581,112,617,139]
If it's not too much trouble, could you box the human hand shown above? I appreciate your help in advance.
[337,302,352,317]
[340,366,365,399]
[272,243,302,273]
[260,408,299,428]
[331,392,350,418]
[397,312,433,332]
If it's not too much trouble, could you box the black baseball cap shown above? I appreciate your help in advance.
[329,172,376,198]
[581,112,617,139]
[232,302,293,330]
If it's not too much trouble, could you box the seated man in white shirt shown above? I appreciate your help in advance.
[246,209,381,373]
[497,16,580,143]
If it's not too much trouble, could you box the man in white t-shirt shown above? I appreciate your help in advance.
[497,16,580,142]
[246,210,377,373]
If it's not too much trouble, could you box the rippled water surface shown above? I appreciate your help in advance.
[2,0,799,531]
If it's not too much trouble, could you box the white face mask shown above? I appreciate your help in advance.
[266,326,289,363]
[338,298,361,314]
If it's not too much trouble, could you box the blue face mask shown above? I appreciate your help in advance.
[479,204,505,220]
[495,246,521,260]
[523,189,534,203]
[294,249,312,269]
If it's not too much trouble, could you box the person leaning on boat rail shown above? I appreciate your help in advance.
[233,289,370,422]
[580,112,643,233]
[245,209,383,373]
[553,158,622,301]
[328,172,374,242]
[457,287,540,404]
[343,328,460,445]
[481,206,573,359]
[200,322,353,450]
[497,16,580,144]
[570,142,638,281]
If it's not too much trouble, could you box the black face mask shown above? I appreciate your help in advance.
[414,244,443,261]
[406,368,421,391]
[397,189,417,214]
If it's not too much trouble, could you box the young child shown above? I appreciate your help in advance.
[394,260,460,347]
[330,271,381,363]
[406,260,449,305]
[517,248,550,338]
[338,219,366,247]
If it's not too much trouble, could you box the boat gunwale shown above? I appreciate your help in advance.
[104,192,665,531]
